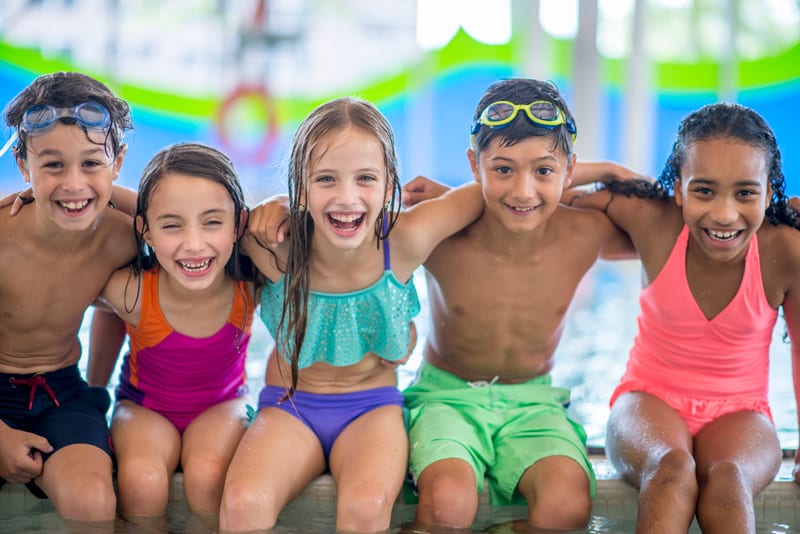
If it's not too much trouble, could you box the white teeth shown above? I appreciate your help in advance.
[178,259,211,272]
[708,229,739,240]
[329,213,361,223]
[511,205,534,212]
[59,200,89,211]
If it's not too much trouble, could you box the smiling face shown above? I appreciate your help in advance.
[305,126,389,251]
[141,172,238,291]
[675,137,770,263]
[17,122,123,232]
[469,135,574,234]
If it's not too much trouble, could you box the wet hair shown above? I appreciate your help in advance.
[279,96,402,395]
[4,71,132,160]
[132,142,256,285]
[470,78,576,159]
[603,102,799,229]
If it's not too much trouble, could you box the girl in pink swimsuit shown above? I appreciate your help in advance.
[571,103,800,533]
[96,143,258,528]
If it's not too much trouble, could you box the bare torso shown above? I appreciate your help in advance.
[0,206,135,374]
[423,205,627,383]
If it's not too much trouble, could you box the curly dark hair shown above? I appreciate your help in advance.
[601,102,799,230]
[4,71,132,160]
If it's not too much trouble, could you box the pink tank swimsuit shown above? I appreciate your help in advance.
[611,226,778,435]
[116,268,254,433]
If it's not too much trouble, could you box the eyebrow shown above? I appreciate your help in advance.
[691,178,764,187]
[488,154,557,163]
[154,208,228,220]
[36,147,106,158]
[312,167,382,174]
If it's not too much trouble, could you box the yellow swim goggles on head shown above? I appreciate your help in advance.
[470,100,577,142]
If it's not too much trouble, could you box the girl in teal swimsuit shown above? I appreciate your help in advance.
[220,97,484,533]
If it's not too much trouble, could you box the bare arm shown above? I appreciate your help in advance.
[569,161,646,188]
[109,185,138,217]
[402,176,451,207]
[395,181,483,263]
[86,306,127,387]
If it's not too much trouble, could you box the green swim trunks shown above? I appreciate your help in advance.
[404,362,595,505]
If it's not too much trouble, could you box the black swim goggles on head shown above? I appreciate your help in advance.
[21,102,112,135]
[470,100,577,142]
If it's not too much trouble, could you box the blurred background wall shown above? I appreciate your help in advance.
[0,0,799,203]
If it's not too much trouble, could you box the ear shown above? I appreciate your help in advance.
[467,149,481,184]
[674,178,684,207]
[136,214,152,246]
[562,153,577,190]
[16,155,30,184]
[237,208,249,238]
[112,144,128,181]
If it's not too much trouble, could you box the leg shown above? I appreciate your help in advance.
[181,397,248,516]
[693,410,781,534]
[329,404,408,533]
[516,456,591,529]
[414,459,479,528]
[219,407,326,532]
[606,392,697,533]
[36,443,116,521]
[111,400,181,520]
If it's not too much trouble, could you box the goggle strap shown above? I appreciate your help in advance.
[0,131,18,159]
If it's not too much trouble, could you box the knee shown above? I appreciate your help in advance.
[700,460,748,493]
[220,479,277,530]
[53,475,117,521]
[117,460,170,506]
[416,476,478,528]
[644,449,698,493]
[182,458,228,514]
[336,484,396,532]
[530,487,591,529]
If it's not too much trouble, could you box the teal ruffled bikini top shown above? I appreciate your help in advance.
[259,240,421,369]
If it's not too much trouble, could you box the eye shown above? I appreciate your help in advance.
[692,186,713,196]
[82,160,103,168]
[42,160,63,169]
[358,174,378,182]
[314,175,334,183]
[536,167,554,178]
[205,219,223,226]
[494,166,512,175]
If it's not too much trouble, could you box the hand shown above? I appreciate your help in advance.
[248,194,291,248]
[0,188,34,216]
[380,321,417,368]
[0,424,53,483]
[402,176,451,208]
[789,196,800,213]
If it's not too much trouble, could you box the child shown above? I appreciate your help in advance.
[94,142,258,526]
[0,71,135,522]
[219,96,484,532]
[400,78,636,531]
[569,102,800,532]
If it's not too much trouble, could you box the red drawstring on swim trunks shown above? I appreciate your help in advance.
[9,375,60,410]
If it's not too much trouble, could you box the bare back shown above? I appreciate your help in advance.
[0,205,135,373]
[423,204,631,383]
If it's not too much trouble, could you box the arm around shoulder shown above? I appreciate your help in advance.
[395,181,483,263]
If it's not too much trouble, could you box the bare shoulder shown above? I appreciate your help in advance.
[759,222,800,270]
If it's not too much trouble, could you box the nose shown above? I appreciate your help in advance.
[183,224,204,251]
[511,174,536,201]
[710,196,738,225]
[61,164,87,192]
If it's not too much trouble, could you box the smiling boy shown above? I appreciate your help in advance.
[402,78,637,530]
[0,72,136,522]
